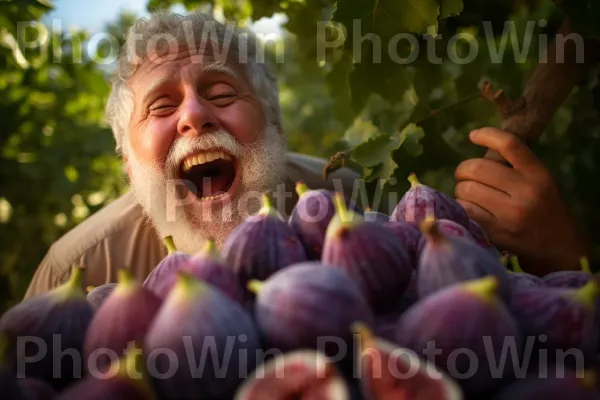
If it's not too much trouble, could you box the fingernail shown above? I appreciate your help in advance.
[469,130,478,139]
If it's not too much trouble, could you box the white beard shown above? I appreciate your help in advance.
[126,124,288,254]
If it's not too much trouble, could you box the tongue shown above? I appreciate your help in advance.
[186,159,235,198]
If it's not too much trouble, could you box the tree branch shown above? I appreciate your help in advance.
[484,18,600,163]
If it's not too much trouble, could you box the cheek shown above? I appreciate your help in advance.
[131,118,178,163]
[219,102,266,145]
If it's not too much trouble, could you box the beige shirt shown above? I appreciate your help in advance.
[24,152,388,299]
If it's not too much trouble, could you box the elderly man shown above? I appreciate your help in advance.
[24,11,588,298]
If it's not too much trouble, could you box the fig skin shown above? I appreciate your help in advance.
[144,273,261,400]
[507,256,545,292]
[86,283,117,310]
[506,280,599,360]
[322,193,413,311]
[249,262,375,359]
[234,350,350,400]
[390,173,469,229]
[543,257,595,288]
[491,369,600,400]
[0,267,95,391]
[289,182,364,260]
[143,236,191,299]
[83,270,162,373]
[56,348,155,400]
[222,193,308,284]
[395,276,523,396]
[353,324,464,400]
[417,218,511,300]
[363,209,390,224]
[383,221,422,266]
[467,219,501,256]
[416,217,475,255]
[148,238,245,304]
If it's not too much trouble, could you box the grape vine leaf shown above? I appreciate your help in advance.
[350,122,425,182]
[440,0,463,18]
[332,0,440,47]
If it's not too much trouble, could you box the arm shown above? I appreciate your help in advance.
[454,127,589,276]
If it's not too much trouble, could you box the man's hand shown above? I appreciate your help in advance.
[454,127,588,275]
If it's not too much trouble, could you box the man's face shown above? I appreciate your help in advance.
[123,44,287,253]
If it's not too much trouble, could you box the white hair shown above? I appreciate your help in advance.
[105,10,283,155]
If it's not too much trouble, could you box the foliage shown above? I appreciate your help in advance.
[1,0,600,309]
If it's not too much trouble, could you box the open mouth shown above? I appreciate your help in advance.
[179,150,237,201]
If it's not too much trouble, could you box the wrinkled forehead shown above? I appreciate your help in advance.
[128,39,253,93]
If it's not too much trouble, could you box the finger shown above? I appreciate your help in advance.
[455,158,522,196]
[455,180,511,212]
[469,128,545,177]
[456,199,496,230]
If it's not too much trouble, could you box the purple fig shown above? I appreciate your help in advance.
[543,257,595,288]
[416,217,475,255]
[507,279,599,359]
[363,209,390,224]
[56,347,155,400]
[322,193,413,311]
[467,219,501,256]
[222,193,308,284]
[143,236,190,297]
[289,182,363,260]
[86,283,117,310]
[84,269,162,372]
[353,323,464,400]
[0,336,28,400]
[507,256,545,291]
[491,369,600,400]
[248,262,375,358]
[390,173,469,228]
[0,266,95,391]
[417,217,511,300]
[234,350,350,400]
[148,238,245,304]
[18,378,56,400]
[383,221,422,266]
[144,272,261,400]
[396,276,523,396]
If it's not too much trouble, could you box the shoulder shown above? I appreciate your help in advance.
[23,191,166,299]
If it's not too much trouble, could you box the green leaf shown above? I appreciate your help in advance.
[352,133,402,183]
[440,0,463,18]
[332,0,440,45]
[398,123,425,156]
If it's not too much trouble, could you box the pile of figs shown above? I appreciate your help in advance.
[2,174,600,400]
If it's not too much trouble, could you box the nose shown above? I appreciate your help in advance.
[176,93,219,137]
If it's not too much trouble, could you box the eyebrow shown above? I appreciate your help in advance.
[140,61,238,106]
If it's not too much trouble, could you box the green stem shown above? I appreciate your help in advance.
[510,256,524,273]
[295,181,309,197]
[164,236,177,254]
[581,256,592,274]
[334,192,351,222]
[247,280,264,294]
[407,173,421,188]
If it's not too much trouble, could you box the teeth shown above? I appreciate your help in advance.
[182,150,233,172]
[199,193,227,201]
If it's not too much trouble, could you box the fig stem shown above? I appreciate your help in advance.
[407,173,421,188]
[53,265,86,301]
[419,218,444,243]
[582,369,598,389]
[510,256,524,273]
[86,285,95,293]
[295,181,309,197]
[351,322,375,352]
[174,272,207,300]
[117,269,134,286]
[581,256,592,274]
[463,276,498,303]
[258,193,279,217]
[247,280,264,294]
[572,280,599,311]
[333,192,352,223]
[164,236,177,254]
[201,237,219,257]
[108,345,155,397]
